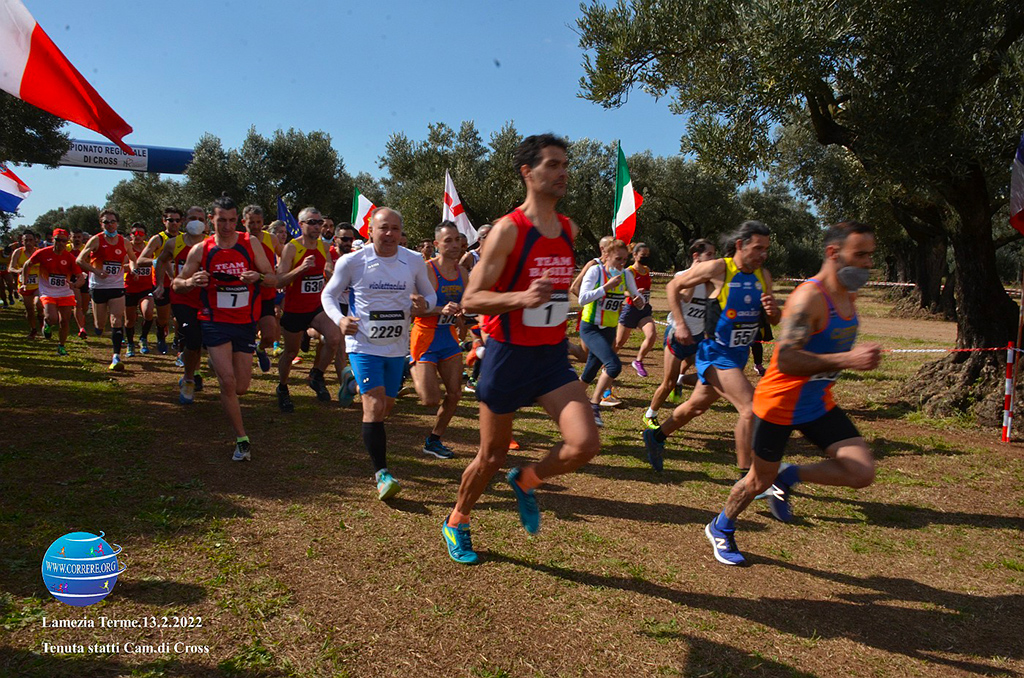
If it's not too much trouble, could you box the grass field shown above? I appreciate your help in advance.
[1,285,1023,678]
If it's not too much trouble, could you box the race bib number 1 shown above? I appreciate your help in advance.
[216,285,250,309]
[522,290,569,328]
[367,310,406,345]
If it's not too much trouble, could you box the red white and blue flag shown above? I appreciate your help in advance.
[0,0,134,153]
[0,163,31,213]
[1012,134,1024,237]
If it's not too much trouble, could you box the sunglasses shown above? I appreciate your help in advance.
[338,236,353,242]
[302,219,324,226]
[164,217,181,222]
[101,220,118,225]
[54,238,68,243]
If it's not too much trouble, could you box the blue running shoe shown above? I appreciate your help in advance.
[766,482,793,523]
[157,337,168,354]
[126,342,136,358]
[506,467,540,534]
[174,352,184,368]
[178,377,195,405]
[337,366,356,406]
[256,348,271,373]
[140,339,151,355]
[442,517,479,564]
[755,462,793,500]
[642,428,664,472]
[375,470,401,500]
[705,521,746,566]
[194,373,203,392]
[423,437,455,459]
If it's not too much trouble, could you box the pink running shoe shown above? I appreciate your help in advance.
[632,360,648,377]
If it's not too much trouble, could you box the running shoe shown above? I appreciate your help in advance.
[27,328,38,339]
[109,355,124,372]
[423,437,455,459]
[256,348,271,373]
[42,322,52,339]
[600,389,622,407]
[755,462,792,500]
[140,339,151,355]
[78,328,88,340]
[232,440,251,462]
[337,366,356,406]
[506,467,540,534]
[705,521,746,566]
[667,386,682,404]
[593,408,605,428]
[632,359,648,377]
[277,384,294,413]
[178,378,195,405]
[766,482,793,523]
[442,517,479,565]
[642,413,660,430]
[508,437,520,451]
[157,337,168,354]
[57,345,69,357]
[93,327,102,337]
[174,353,184,368]
[272,342,284,357]
[300,333,311,353]
[642,428,664,472]
[308,374,331,402]
[754,363,766,377]
[194,374,204,392]
[291,355,303,365]
[126,342,136,358]
[376,470,401,500]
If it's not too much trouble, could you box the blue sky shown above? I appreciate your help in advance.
[11,1,688,227]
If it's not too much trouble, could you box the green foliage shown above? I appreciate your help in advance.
[0,91,70,166]
[106,173,185,232]
[30,204,102,235]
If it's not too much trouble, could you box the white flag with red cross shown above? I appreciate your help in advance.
[443,170,478,246]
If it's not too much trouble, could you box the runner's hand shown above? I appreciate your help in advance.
[240,270,260,284]
[154,285,165,299]
[190,270,209,287]
[441,301,461,316]
[410,293,428,315]
[632,294,646,310]
[522,271,553,308]
[339,316,359,336]
[301,255,315,271]
[674,323,694,346]
[603,275,624,291]
[761,293,778,319]
[845,343,882,371]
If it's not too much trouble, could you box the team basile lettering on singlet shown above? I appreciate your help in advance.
[212,261,248,276]
[527,256,574,284]
[368,281,407,291]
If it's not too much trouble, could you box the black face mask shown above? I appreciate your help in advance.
[638,256,651,266]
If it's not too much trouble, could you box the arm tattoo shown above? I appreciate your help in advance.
[778,309,813,352]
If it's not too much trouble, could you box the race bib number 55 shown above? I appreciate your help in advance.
[729,322,760,347]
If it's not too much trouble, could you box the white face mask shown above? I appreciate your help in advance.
[185,220,205,236]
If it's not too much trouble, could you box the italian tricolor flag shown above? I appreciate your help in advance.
[613,142,643,243]
[351,187,376,239]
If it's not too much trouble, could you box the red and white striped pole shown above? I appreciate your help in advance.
[1002,341,1015,442]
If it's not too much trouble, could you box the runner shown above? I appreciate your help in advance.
[124,225,156,357]
[706,221,880,566]
[275,207,341,411]
[69,229,91,338]
[328,224,357,403]
[137,206,185,354]
[8,231,40,338]
[458,223,492,272]
[149,211,208,404]
[441,134,600,565]
[615,242,656,377]
[25,228,84,355]
[242,205,282,373]
[322,207,435,499]
[577,238,645,427]
[174,195,277,461]
[642,221,780,473]
[417,238,434,261]
[642,239,716,429]
[570,235,618,404]
[77,210,136,371]
[410,221,469,458]
[0,244,12,307]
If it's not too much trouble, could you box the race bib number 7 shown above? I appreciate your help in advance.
[522,290,569,328]
[216,285,250,309]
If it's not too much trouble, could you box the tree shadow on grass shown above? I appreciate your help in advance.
[115,579,208,606]
[491,553,1023,676]
[805,494,1024,531]
[0,648,283,678]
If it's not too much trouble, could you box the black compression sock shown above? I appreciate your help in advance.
[362,422,387,472]
[111,327,124,355]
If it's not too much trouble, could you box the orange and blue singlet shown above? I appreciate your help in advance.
[411,261,464,363]
[753,279,859,425]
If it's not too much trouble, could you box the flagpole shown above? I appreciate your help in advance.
[1010,263,1024,440]
[611,141,620,237]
